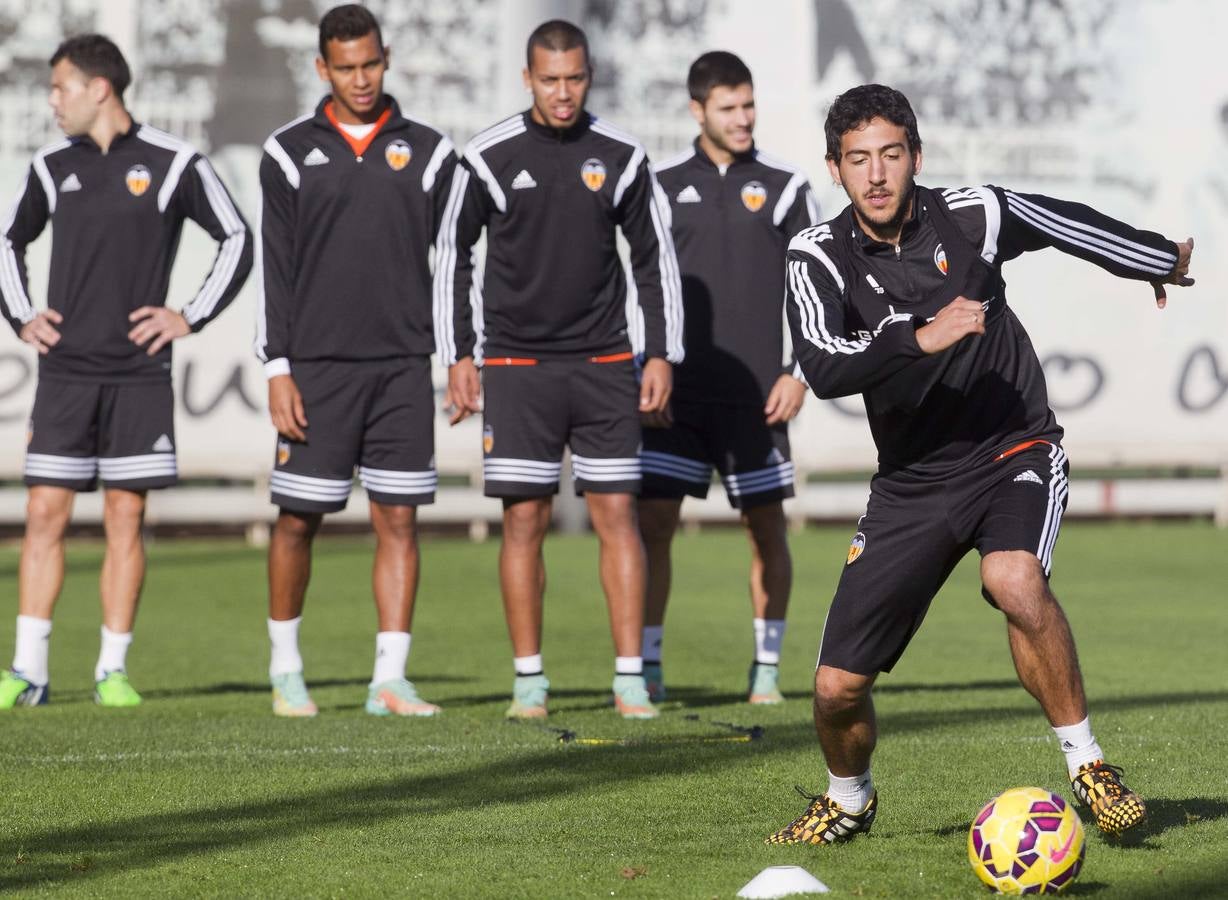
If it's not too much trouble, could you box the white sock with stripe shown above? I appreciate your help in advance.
[514,654,543,676]
[95,626,133,681]
[13,615,51,685]
[753,618,786,664]
[372,631,410,686]
[614,656,643,676]
[268,616,304,677]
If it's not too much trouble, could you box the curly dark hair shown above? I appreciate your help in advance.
[824,84,922,162]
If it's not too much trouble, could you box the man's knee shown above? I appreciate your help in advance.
[25,487,74,534]
[637,498,681,546]
[742,502,789,556]
[372,502,417,544]
[502,497,551,544]
[587,492,637,538]
[274,509,323,543]
[981,551,1056,623]
[814,665,873,720]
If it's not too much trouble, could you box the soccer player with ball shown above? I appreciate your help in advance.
[768,84,1194,845]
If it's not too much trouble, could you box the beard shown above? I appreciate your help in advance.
[850,178,916,239]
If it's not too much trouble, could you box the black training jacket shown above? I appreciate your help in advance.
[1,123,251,383]
[655,140,818,406]
[785,185,1178,478]
[435,111,684,364]
[255,96,458,375]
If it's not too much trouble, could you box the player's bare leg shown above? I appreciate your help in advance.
[18,486,74,620]
[767,664,880,844]
[637,497,680,699]
[268,509,323,621]
[587,491,657,718]
[743,502,791,703]
[982,549,1145,835]
[266,508,322,716]
[980,551,1086,727]
[500,496,552,656]
[99,488,146,633]
[3,486,74,704]
[501,496,552,718]
[369,501,419,632]
[365,500,437,716]
[637,497,681,630]
[90,488,147,705]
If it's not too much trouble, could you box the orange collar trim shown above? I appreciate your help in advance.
[324,100,392,158]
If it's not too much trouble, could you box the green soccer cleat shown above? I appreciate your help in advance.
[766,786,877,845]
[366,678,441,717]
[0,669,48,708]
[271,671,317,718]
[1070,760,1146,836]
[94,671,142,707]
[643,662,666,702]
[612,673,659,720]
[748,662,785,705]
[506,674,550,719]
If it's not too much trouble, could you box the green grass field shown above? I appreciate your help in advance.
[1,522,1226,898]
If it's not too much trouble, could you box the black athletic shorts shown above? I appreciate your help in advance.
[24,377,177,491]
[640,400,794,509]
[270,357,436,513]
[818,441,1070,675]
[481,354,640,497]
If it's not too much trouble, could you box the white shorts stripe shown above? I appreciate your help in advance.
[357,467,438,494]
[572,455,641,481]
[271,471,352,500]
[640,451,711,484]
[24,453,99,478]
[484,458,562,484]
[1037,444,1069,574]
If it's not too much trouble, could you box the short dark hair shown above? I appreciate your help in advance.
[686,51,752,103]
[49,34,131,100]
[526,19,590,70]
[824,84,922,162]
[318,4,384,62]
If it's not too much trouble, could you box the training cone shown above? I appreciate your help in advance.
[736,865,830,898]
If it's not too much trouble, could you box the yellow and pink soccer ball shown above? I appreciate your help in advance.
[968,786,1085,894]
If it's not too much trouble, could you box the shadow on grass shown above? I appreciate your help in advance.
[138,673,476,701]
[0,719,819,891]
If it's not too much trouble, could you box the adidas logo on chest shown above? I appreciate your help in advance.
[59,173,82,192]
[675,185,701,203]
[511,169,537,190]
[303,147,330,166]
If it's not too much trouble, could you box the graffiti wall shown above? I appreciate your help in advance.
[0,0,1222,481]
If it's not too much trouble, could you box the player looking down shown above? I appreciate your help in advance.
[768,84,1193,845]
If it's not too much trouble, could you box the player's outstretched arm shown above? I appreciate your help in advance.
[445,356,481,426]
[268,374,307,441]
[914,297,986,355]
[1151,237,1194,309]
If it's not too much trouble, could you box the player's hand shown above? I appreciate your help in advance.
[639,357,672,415]
[18,309,63,355]
[1151,237,1194,309]
[641,403,673,429]
[915,297,985,355]
[764,374,807,425]
[268,374,308,441]
[128,306,190,356]
[446,356,481,426]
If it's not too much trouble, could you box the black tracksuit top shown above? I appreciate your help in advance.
[435,111,684,365]
[1,123,252,383]
[785,185,1178,478]
[654,140,818,406]
[255,96,458,372]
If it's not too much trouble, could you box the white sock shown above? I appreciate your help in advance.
[1053,717,1104,777]
[614,655,642,676]
[268,616,304,677]
[826,769,873,812]
[642,625,664,664]
[371,631,410,686]
[514,654,543,676]
[753,617,786,665]
[13,615,51,685]
[95,626,133,681]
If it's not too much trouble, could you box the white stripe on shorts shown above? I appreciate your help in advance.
[571,455,640,482]
[24,453,99,479]
[270,470,353,502]
[1036,444,1069,575]
[99,454,177,481]
[358,466,438,495]
[725,462,794,497]
[484,458,562,485]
